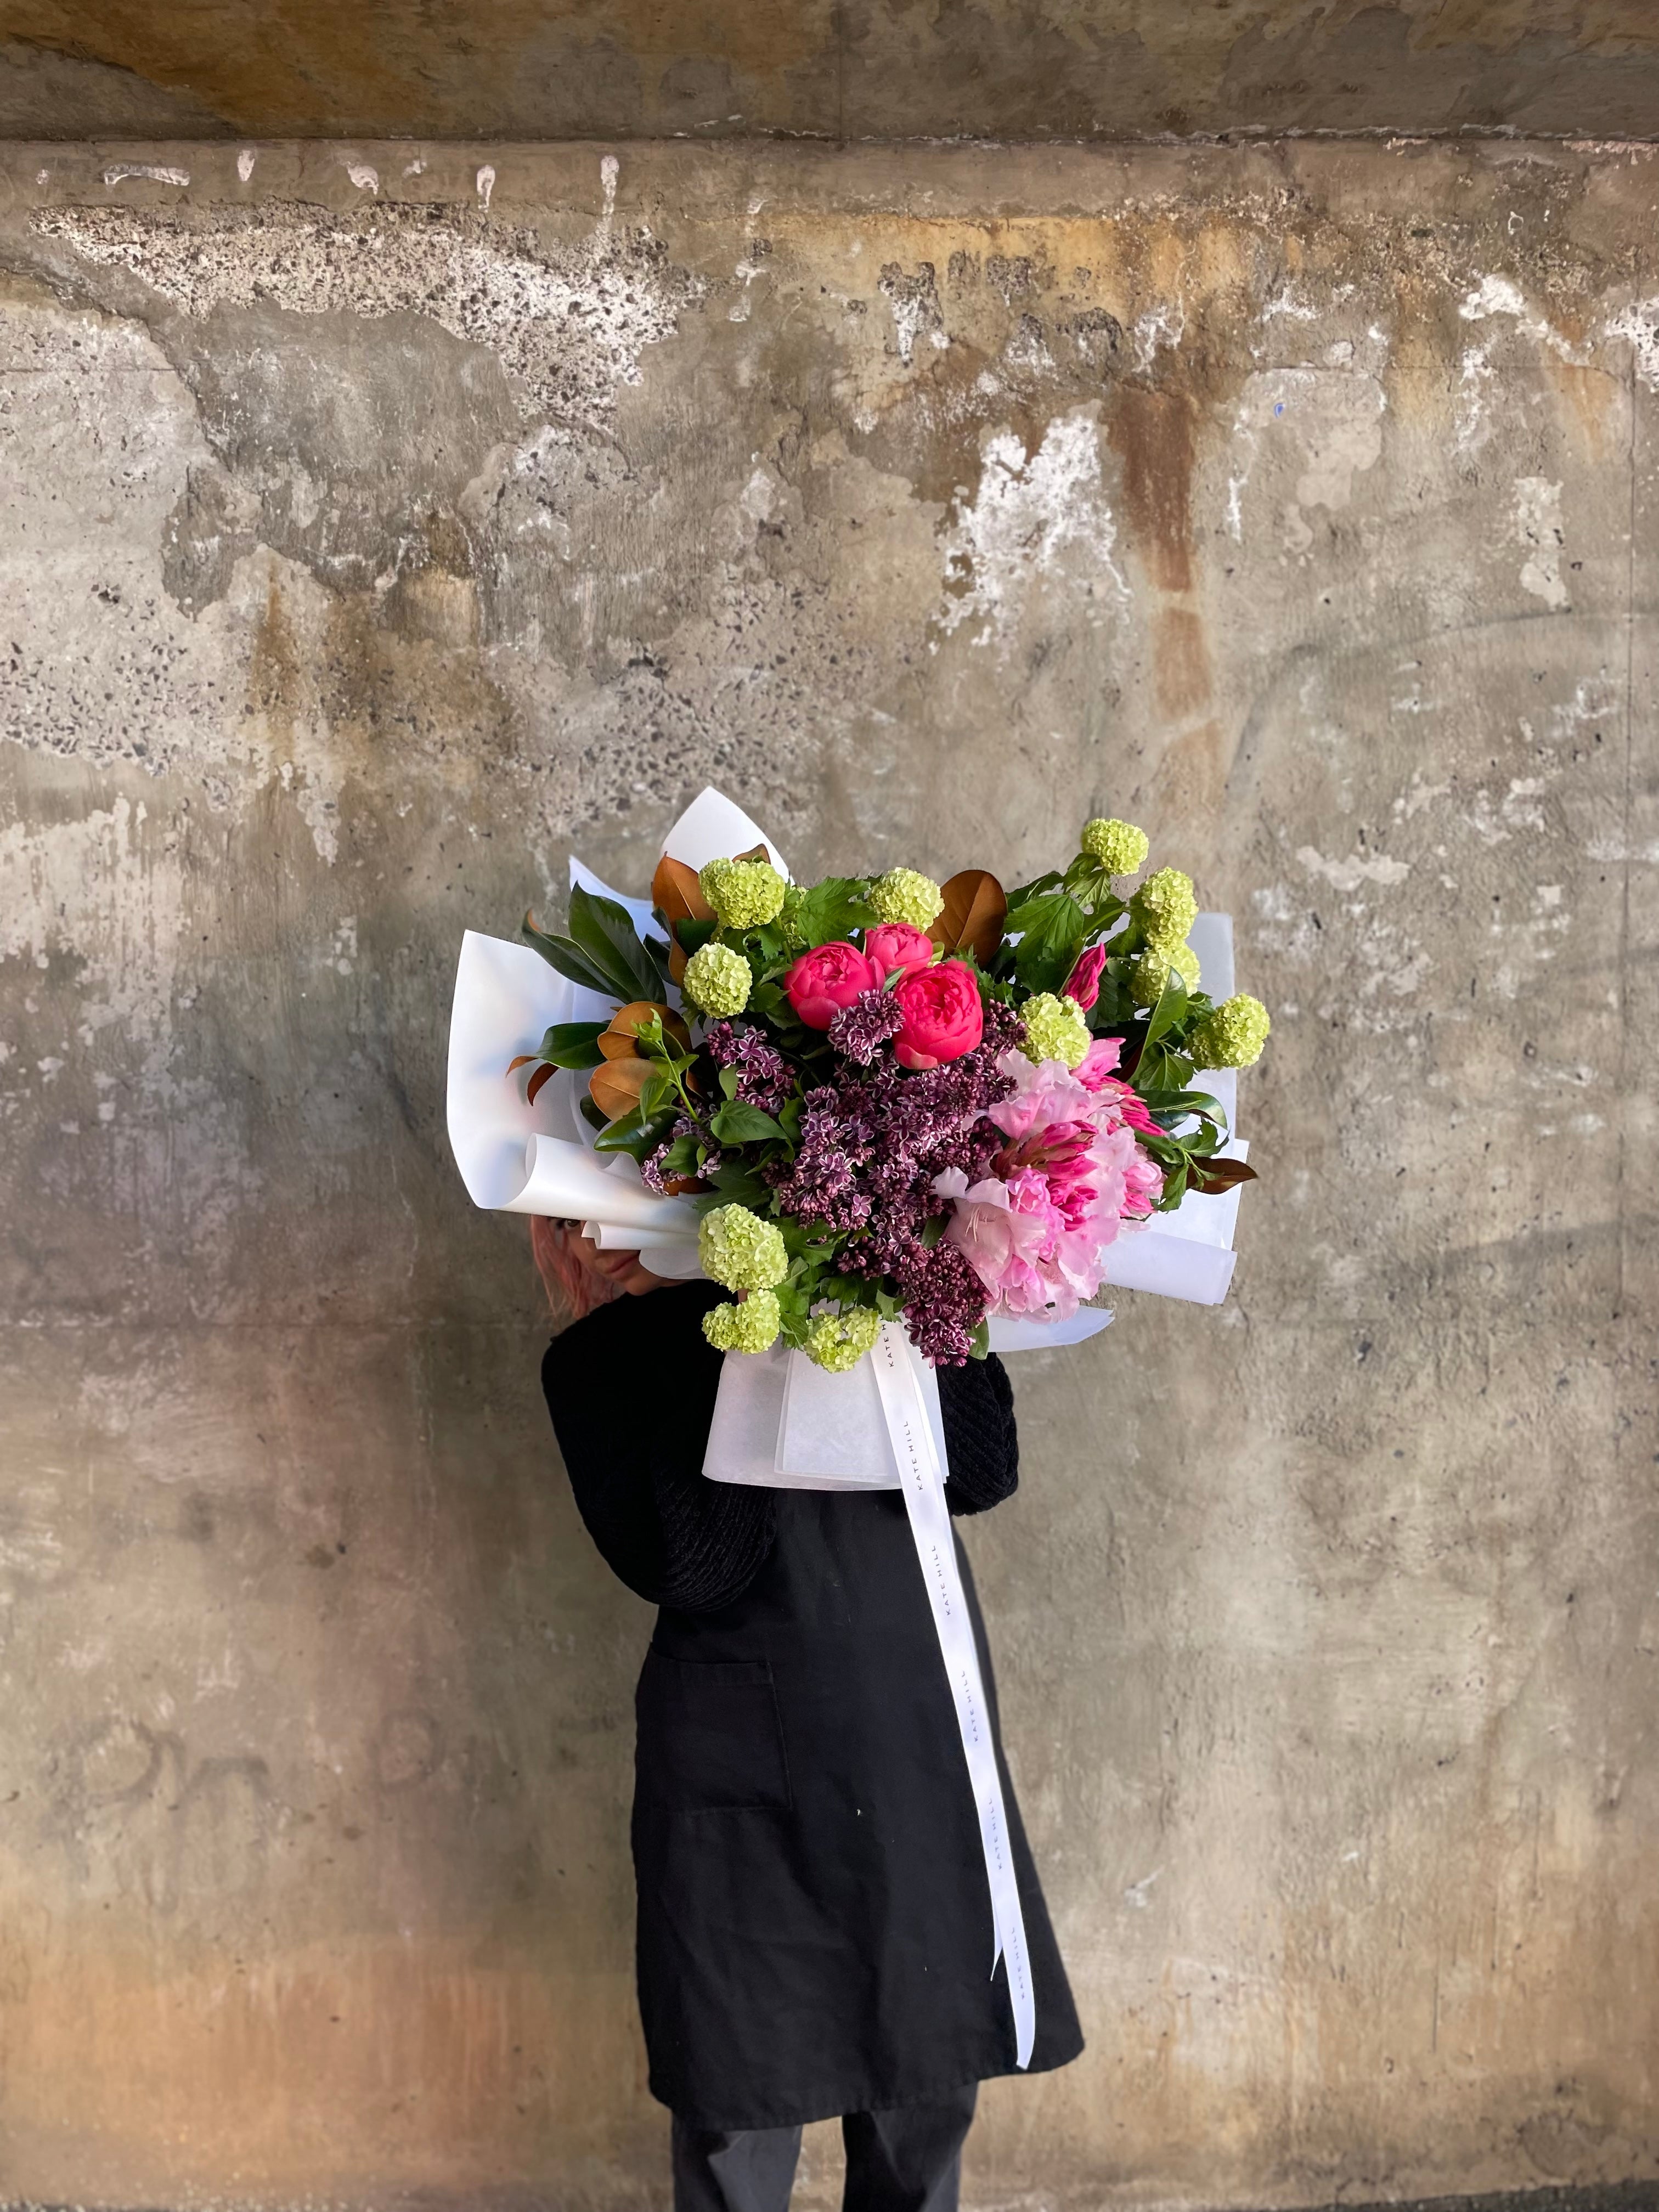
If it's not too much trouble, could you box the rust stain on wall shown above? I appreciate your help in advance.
[1108,385,1198,597]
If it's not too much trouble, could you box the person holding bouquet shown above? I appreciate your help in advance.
[533,1217,1084,2212]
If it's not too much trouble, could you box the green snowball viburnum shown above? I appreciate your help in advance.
[698,856,787,930]
[1189,993,1272,1069]
[698,1203,789,1292]
[702,1290,782,1355]
[681,941,753,1017]
[1131,942,1201,1007]
[1080,816,1149,876]
[1133,866,1199,953]
[1020,992,1092,1069]
[869,867,944,930]
[804,1305,882,1373]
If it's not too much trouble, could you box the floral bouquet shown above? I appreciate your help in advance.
[506,809,1268,1372]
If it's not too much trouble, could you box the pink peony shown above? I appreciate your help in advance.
[1063,943,1109,1011]
[935,1048,1163,1317]
[786,941,882,1029]
[864,922,936,979]
[893,960,984,1070]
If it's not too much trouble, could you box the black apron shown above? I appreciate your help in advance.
[633,1483,1084,2130]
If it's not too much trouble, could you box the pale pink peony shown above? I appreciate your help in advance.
[935,1047,1163,1318]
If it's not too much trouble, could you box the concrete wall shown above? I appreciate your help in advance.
[5,2,1659,142]
[0,137,1655,2208]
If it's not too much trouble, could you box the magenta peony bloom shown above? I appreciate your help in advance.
[1062,942,1108,1011]
[935,1048,1163,1317]
[893,960,984,1070]
[786,941,882,1029]
[864,922,937,980]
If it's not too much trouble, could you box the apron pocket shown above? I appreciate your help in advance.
[636,1650,793,1814]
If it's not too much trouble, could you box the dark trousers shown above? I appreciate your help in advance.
[672,2084,978,2212]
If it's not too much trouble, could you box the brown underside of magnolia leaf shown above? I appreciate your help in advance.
[930,868,1007,963]
[652,853,715,927]
[588,1056,653,1121]
[599,1000,691,1059]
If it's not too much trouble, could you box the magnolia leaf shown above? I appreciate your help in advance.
[594,1105,677,1159]
[535,1021,608,1070]
[506,1053,536,1074]
[1187,1156,1260,1195]
[588,1056,653,1122]
[522,913,617,998]
[567,885,662,1003]
[599,1000,691,1060]
[930,869,1007,962]
[526,1062,557,1107]
[652,853,715,928]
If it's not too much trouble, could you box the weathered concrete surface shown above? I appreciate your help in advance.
[0,137,1656,2209]
[4,2,1659,143]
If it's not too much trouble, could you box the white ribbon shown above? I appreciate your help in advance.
[868,1324,1036,2070]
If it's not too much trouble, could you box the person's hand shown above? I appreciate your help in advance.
[531,1217,670,1319]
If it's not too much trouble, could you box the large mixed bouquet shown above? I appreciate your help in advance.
[512,818,1268,1370]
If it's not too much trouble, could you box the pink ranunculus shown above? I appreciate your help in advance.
[1063,942,1109,1011]
[786,940,882,1029]
[893,959,984,1070]
[864,922,936,979]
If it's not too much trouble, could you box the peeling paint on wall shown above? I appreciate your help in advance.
[1514,475,1570,608]
[936,408,1125,650]
[32,189,703,428]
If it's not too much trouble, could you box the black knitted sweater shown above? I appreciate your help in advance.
[543,1280,1019,1614]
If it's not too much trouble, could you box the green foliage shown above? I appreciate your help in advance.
[523,885,666,1003]
[533,1020,607,1070]
[1002,888,1088,992]
[709,1101,788,1146]
[788,876,876,947]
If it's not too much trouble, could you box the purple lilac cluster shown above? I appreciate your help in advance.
[827,988,904,1065]
[771,1000,1026,1364]
[701,1020,793,1110]
[641,1114,721,1195]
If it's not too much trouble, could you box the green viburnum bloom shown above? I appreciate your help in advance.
[1131,941,1201,1006]
[1080,817,1149,876]
[869,867,944,929]
[1133,866,1198,953]
[698,1203,789,1293]
[702,1290,782,1355]
[698,856,787,930]
[681,941,752,1017]
[1020,992,1092,1069]
[804,1305,882,1373]
[1189,993,1272,1069]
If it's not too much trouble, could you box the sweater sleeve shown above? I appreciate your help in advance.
[938,1353,1020,1517]
[542,1281,778,1613]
